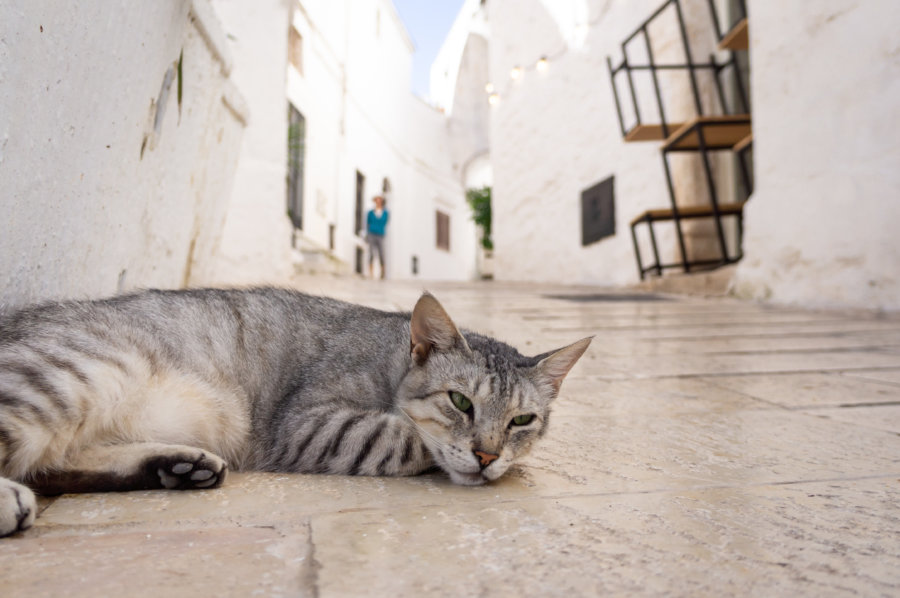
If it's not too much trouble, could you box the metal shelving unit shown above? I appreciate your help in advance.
[607,0,754,279]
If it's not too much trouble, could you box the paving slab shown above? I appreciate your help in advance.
[801,404,900,435]
[309,478,900,597]
[0,524,316,598]
[698,371,900,409]
[2,278,900,597]
[842,369,900,386]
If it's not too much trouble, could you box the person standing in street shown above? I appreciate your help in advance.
[366,195,389,279]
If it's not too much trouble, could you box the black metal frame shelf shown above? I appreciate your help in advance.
[608,0,754,280]
[606,0,749,143]
[631,115,753,280]
[630,116,753,278]
[630,202,745,278]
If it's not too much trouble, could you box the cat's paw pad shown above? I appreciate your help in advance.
[147,451,227,490]
[0,479,37,537]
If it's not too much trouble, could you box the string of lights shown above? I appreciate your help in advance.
[485,45,567,106]
[481,3,628,106]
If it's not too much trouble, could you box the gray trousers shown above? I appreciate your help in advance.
[367,234,385,268]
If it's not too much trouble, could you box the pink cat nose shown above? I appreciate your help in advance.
[473,450,499,468]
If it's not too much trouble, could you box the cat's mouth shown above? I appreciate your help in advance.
[428,446,492,485]
[446,468,489,486]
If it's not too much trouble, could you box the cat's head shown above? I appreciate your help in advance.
[397,293,591,485]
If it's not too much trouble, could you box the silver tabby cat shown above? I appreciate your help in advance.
[0,288,590,537]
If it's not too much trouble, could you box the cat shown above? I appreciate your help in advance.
[0,288,591,537]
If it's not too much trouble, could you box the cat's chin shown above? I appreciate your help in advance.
[446,469,489,486]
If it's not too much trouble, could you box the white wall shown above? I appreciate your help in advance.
[0,0,246,308]
[430,0,490,113]
[286,0,477,281]
[391,96,478,281]
[209,0,295,285]
[732,0,900,310]
[448,31,491,188]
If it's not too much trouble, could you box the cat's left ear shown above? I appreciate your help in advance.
[410,292,470,365]
[533,337,593,396]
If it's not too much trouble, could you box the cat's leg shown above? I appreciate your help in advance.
[0,477,36,537]
[27,443,227,495]
[268,407,433,477]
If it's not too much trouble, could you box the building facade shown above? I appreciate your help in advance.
[277,0,478,281]
[439,0,900,310]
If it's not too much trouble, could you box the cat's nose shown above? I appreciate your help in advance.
[473,450,499,469]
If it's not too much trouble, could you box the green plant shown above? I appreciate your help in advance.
[466,186,492,251]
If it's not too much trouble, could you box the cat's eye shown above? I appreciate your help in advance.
[448,391,473,414]
[510,414,535,426]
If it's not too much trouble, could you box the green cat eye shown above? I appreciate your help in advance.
[511,414,535,426]
[449,391,472,413]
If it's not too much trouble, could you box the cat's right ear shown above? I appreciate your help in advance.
[533,336,593,396]
[410,293,469,365]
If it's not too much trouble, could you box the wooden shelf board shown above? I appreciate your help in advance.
[718,18,748,51]
[624,123,686,142]
[733,133,753,152]
[630,202,744,226]
[663,115,752,151]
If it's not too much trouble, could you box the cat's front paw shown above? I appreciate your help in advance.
[144,450,227,490]
[0,478,37,537]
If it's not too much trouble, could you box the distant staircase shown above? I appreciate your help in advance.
[290,230,354,277]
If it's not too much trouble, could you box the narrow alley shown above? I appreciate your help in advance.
[2,278,898,596]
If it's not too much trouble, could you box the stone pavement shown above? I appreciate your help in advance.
[2,278,899,597]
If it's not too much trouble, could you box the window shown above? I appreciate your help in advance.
[436,210,450,251]
[581,175,615,246]
[286,105,305,229]
[288,26,303,75]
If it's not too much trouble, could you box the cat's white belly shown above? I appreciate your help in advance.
[4,357,251,478]
[121,368,251,467]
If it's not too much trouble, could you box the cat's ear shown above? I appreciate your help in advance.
[410,293,469,364]
[533,337,593,396]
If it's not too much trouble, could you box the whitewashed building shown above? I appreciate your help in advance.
[6,0,895,311]
[437,0,900,310]
[1,0,480,311]
[431,0,492,193]
[232,0,479,282]
[1,1,249,306]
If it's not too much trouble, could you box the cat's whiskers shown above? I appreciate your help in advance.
[396,405,447,452]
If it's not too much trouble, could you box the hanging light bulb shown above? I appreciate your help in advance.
[485,82,494,94]
[509,66,522,80]
[488,93,500,106]
[535,56,549,72]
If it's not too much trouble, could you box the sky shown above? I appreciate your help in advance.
[391,0,466,99]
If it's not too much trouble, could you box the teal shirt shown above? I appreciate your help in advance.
[367,209,389,236]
